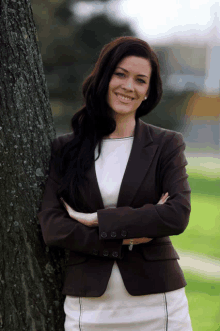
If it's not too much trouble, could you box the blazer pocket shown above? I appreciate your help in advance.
[141,243,180,261]
[66,251,89,266]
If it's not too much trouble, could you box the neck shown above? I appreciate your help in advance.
[106,115,136,139]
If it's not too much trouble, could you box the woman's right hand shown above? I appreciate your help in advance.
[122,192,169,245]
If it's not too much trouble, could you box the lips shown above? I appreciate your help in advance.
[115,93,134,102]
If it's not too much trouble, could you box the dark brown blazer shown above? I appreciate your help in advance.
[37,119,191,297]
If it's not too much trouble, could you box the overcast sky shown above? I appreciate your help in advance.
[73,0,220,44]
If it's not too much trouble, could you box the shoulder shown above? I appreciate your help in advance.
[140,123,187,168]
[142,121,184,148]
[144,122,183,141]
[51,132,74,155]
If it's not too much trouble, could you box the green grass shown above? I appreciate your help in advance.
[187,170,220,195]
[172,193,220,258]
[171,162,220,330]
[184,272,220,331]
[171,170,220,259]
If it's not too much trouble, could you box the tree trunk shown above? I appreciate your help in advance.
[0,1,66,330]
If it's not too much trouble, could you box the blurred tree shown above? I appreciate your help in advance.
[31,0,74,63]
[0,0,66,329]
[47,14,134,100]
[31,0,135,98]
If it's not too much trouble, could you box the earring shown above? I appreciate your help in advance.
[144,96,147,100]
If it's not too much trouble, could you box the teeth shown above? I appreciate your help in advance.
[117,94,133,101]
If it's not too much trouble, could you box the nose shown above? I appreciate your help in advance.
[122,78,134,91]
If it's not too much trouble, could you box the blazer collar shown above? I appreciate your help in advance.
[81,119,158,212]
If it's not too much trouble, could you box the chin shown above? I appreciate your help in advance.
[113,104,137,114]
[113,110,136,118]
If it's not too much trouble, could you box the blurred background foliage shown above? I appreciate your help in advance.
[31,0,197,136]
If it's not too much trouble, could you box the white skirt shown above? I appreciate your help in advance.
[64,261,193,331]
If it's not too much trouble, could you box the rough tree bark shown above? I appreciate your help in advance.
[0,1,66,330]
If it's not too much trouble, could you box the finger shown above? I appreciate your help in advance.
[60,198,68,209]
[161,196,166,203]
[158,193,164,204]
[161,195,170,204]
[157,192,169,205]
[64,202,70,210]
[162,192,169,201]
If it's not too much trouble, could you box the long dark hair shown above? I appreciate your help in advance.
[57,36,163,211]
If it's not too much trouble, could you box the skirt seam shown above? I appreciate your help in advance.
[79,297,82,331]
[164,293,168,331]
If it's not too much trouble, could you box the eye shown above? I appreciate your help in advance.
[137,78,146,84]
[114,72,125,77]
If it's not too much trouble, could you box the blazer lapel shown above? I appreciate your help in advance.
[83,119,158,212]
[117,119,158,207]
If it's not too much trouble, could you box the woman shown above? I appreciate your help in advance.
[38,36,193,330]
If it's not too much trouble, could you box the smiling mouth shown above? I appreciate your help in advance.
[115,93,134,102]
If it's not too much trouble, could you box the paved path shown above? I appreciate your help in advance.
[177,249,220,279]
[185,153,220,176]
[185,152,220,160]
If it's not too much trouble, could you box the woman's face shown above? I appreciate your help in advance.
[107,56,152,118]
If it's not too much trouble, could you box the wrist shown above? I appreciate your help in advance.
[92,212,98,226]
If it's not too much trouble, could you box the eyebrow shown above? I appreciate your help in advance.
[116,66,149,78]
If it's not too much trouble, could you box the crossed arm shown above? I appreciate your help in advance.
[38,132,191,258]
[60,193,170,246]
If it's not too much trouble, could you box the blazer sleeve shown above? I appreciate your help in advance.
[97,132,191,240]
[37,137,124,259]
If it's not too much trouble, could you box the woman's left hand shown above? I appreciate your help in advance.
[60,198,98,227]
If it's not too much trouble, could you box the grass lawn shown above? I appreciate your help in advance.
[184,271,220,331]
[171,169,220,259]
[171,162,220,330]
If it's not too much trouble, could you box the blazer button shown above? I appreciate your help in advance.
[92,249,98,256]
[112,251,118,257]
[111,231,116,238]
[121,230,127,237]
[103,250,109,256]
[101,232,107,238]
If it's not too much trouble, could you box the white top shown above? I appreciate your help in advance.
[94,136,134,208]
